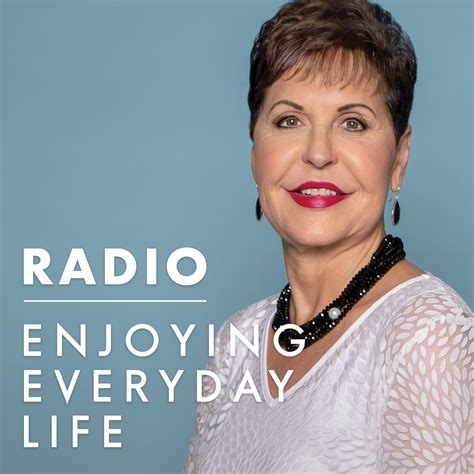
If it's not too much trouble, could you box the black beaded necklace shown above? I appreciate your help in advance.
[272,234,406,352]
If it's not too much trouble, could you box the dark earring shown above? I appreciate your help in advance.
[255,184,262,221]
[391,187,400,225]
[256,197,262,221]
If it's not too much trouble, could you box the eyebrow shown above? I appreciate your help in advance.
[268,100,376,117]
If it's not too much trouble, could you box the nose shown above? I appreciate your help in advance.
[302,128,337,168]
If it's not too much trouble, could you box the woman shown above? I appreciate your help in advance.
[185,0,473,472]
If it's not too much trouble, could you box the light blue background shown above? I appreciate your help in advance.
[1,0,472,473]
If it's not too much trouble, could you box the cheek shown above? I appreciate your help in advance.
[253,140,293,185]
[345,140,394,193]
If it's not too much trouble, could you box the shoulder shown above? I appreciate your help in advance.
[390,271,472,328]
[380,271,473,374]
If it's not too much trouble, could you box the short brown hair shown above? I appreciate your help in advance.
[247,0,417,145]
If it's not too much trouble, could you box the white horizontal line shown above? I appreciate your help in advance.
[24,299,207,303]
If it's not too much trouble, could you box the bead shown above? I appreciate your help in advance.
[328,307,341,320]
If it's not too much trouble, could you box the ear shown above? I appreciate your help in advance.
[251,144,257,183]
[390,124,412,193]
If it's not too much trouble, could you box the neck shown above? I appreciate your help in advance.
[282,225,387,326]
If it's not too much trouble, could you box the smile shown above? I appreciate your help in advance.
[288,191,351,209]
[288,180,351,209]
[297,188,340,196]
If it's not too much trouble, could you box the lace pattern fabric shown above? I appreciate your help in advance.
[379,287,472,473]
[184,273,473,473]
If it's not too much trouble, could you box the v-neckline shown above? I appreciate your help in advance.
[260,272,431,406]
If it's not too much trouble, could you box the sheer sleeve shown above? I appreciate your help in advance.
[183,319,232,474]
[379,290,473,473]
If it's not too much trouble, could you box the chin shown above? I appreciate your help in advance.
[283,226,344,249]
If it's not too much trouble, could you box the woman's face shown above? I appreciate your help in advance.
[251,69,411,249]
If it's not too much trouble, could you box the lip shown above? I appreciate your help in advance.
[289,181,347,194]
[288,181,351,209]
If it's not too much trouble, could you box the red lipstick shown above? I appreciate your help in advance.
[288,181,351,209]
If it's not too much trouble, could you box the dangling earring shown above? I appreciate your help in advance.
[256,198,262,221]
[391,186,401,225]
[255,184,262,221]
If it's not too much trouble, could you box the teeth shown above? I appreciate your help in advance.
[299,188,339,196]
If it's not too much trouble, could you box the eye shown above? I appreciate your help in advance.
[343,117,367,132]
[274,115,301,128]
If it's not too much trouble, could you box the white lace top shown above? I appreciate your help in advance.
[184,271,473,473]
